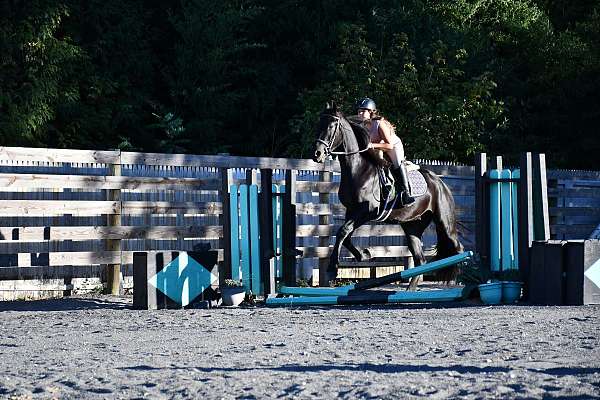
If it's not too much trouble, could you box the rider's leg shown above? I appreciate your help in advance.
[388,141,415,206]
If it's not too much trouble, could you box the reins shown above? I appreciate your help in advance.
[316,114,371,156]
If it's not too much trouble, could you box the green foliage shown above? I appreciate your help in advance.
[456,258,493,285]
[0,0,598,168]
[0,1,83,145]
[223,279,243,288]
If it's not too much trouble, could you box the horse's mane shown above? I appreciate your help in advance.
[344,114,390,168]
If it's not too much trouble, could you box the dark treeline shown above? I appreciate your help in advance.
[1,0,599,168]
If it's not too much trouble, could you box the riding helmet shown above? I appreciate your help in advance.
[357,97,377,111]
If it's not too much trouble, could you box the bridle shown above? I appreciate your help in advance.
[315,113,371,156]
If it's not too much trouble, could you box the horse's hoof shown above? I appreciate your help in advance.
[325,270,338,286]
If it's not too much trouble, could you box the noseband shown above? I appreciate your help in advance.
[315,114,370,156]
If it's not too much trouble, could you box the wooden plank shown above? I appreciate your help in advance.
[549,207,600,217]
[121,151,338,172]
[295,181,339,193]
[122,201,222,215]
[0,265,103,280]
[0,173,219,191]
[0,200,119,216]
[550,225,597,237]
[296,224,407,238]
[295,203,345,215]
[300,245,430,259]
[548,187,600,198]
[5,250,225,267]
[0,226,222,241]
[0,147,120,164]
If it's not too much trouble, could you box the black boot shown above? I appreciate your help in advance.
[393,164,415,206]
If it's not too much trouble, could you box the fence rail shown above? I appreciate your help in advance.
[0,146,597,298]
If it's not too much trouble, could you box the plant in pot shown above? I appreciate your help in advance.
[221,279,246,306]
[499,269,523,303]
[456,257,501,305]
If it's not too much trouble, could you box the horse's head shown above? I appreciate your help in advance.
[313,101,344,163]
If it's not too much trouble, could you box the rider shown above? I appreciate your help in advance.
[356,97,415,206]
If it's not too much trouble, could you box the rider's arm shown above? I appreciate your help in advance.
[378,119,397,145]
[369,142,394,151]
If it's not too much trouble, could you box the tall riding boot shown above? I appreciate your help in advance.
[393,164,415,206]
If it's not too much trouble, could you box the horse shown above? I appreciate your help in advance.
[312,102,464,289]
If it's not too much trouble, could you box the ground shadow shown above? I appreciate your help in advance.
[0,296,130,312]
[118,362,600,377]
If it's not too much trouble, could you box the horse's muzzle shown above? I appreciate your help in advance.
[313,144,327,163]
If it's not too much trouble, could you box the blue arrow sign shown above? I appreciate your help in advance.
[584,258,600,289]
[148,252,217,307]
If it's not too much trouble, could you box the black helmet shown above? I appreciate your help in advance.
[357,97,377,111]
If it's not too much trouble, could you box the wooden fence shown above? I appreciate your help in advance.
[0,146,597,299]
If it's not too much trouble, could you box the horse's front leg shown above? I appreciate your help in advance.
[327,218,361,284]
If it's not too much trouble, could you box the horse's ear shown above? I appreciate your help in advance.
[330,100,337,111]
[325,101,331,110]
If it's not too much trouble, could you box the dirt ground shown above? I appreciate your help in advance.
[0,294,598,399]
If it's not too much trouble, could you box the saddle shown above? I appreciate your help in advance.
[374,161,427,222]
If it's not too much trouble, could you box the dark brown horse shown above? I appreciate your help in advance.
[312,103,464,288]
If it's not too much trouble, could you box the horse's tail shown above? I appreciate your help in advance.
[422,170,465,283]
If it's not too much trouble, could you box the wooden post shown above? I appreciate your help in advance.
[318,171,331,286]
[282,169,297,286]
[518,152,534,298]
[105,151,122,295]
[259,169,275,295]
[474,153,489,265]
[133,252,155,309]
[532,153,550,241]
[219,168,234,286]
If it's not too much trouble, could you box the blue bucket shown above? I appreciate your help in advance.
[478,282,502,304]
[502,281,523,303]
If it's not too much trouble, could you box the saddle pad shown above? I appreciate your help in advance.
[408,170,427,197]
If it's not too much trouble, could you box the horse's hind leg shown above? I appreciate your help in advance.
[406,234,426,291]
[401,216,431,291]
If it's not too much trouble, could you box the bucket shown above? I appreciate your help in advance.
[478,282,502,304]
[221,287,246,306]
[502,281,523,303]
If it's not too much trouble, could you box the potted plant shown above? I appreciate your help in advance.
[221,279,246,306]
[456,258,502,304]
[499,269,523,303]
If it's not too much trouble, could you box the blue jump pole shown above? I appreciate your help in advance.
[266,287,468,306]
[277,251,473,297]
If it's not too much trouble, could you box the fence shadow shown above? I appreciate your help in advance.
[0,296,130,312]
